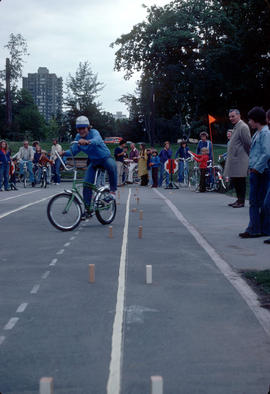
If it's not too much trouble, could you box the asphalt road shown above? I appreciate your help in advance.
[0,183,270,394]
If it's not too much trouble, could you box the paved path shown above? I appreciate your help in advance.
[0,184,269,393]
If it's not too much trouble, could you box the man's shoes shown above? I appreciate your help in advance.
[232,202,244,208]
[264,239,270,244]
[228,200,238,207]
[239,231,262,238]
[32,182,35,187]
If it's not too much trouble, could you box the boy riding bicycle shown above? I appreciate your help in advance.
[62,116,117,213]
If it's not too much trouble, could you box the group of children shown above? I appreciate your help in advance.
[0,139,57,191]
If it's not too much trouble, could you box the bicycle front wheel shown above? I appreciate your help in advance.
[189,168,199,191]
[95,190,116,225]
[47,193,82,231]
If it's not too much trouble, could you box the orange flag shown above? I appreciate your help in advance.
[208,114,216,124]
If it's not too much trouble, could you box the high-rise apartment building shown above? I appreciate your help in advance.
[23,67,63,122]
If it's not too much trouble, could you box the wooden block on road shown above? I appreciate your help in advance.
[40,377,53,394]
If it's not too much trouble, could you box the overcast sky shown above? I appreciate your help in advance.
[0,0,169,115]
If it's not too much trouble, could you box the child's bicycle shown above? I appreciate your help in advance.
[47,143,116,231]
[39,164,48,188]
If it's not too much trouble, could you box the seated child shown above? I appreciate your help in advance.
[149,150,160,188]
[191,147,209,192]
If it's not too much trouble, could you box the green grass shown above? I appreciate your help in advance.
[6,140,227,162]
[243,270,270,295]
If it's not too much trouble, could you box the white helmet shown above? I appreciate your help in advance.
[76,116,90,129]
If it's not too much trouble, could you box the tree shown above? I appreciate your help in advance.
[111,0,270,141]
[2,33,29,86]
[65,61,109,137]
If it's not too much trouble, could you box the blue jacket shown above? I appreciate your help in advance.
[33,152,42,164]
[249,125,270,173]
[175,146,190,159]
[159,148,172,164]
[64,129,111,161]
[150,156,160,168]
[0,150,11,165]
[196,140,213,160]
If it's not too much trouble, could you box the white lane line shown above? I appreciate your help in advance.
[106,188,131,394]
[0,195,53,220]
[16,303,28,313]
[70,236,75,241]
[154,189,270,338]
[0,189,41,202]
[30,284,40,294]
[0,336,5,345]
[42,271,50,280]
[64,242,70,247]
[56,249,64,255]
[4,317,19,330]
[75,231,79,235]
[49,258,58,266]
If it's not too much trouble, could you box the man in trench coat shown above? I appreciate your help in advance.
[224,109,251,208]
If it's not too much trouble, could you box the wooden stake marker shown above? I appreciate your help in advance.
[131,208,137,213]
[118,191,120,199]
[137,197,140,205]
[151,376,163,394]
[40,377,54,394]
[138,225,143,239]
[146,265,152,284]
[139,210,143,220]
[109,225,113,238]
[89,264,95,283]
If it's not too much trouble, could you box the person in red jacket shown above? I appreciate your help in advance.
[191,147,209,192]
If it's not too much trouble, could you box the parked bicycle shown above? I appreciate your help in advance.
[47,142,116,231]
[21,160,31,188]
[39,164,48,188]
[176,157,191,187]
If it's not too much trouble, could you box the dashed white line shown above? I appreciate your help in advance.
[0,336,6,345]
[56,249,64,255]
[4,317,19,330]
[49,258,58,266]
[75,231,79,235]
[30,284,40,294]
[64,242,70,247]
[70,236,75,241]
[0,195,53,220]
[16,303,28,313]
[106,189,131,394]
[0,189,41,202]
[42,271,50,280]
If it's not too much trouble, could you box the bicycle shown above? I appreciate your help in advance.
[39,164,48,188]
[177,157,191,187]
[21,161,31,188]
[47,143,116,231]
[206,160,227,192]
[189,157,200,191]
[122,160,140,184]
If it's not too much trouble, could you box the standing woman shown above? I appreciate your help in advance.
[138,143,148,186]
[0,140,11,191]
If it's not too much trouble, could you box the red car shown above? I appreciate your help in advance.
[104,137,122,144]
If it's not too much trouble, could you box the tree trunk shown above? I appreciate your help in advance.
[5,58,12,128]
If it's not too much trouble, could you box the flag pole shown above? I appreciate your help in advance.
[208,115,215,165]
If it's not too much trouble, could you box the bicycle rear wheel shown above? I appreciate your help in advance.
[95,190,116,225]
[47,192,82,231]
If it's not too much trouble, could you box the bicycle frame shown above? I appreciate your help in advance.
[55,144,110,214]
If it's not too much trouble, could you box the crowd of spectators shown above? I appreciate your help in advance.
[0,139,63,191]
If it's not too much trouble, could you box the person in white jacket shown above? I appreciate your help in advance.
[50,138,62,184]
[17,141,35,186]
